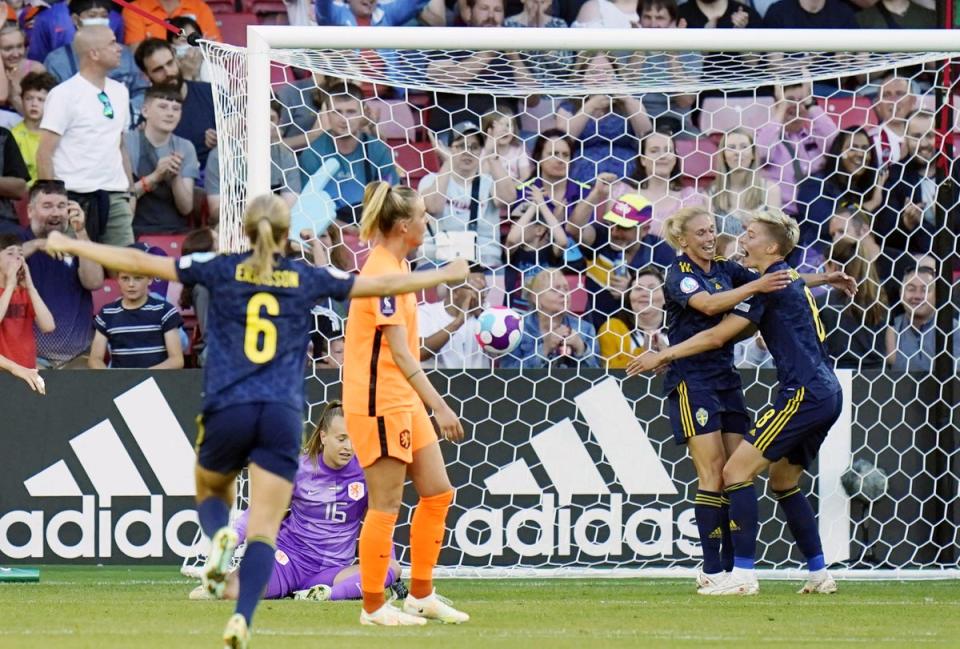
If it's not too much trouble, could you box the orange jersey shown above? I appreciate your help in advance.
[342,245,420,415]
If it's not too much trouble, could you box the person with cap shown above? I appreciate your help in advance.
[43,0,149,118]
[418,120,514,269]
[575,191,675,329]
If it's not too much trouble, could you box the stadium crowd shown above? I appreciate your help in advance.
[0,0,956,378]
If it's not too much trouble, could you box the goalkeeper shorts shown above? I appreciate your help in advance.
[748,388,843,468]
[667,383,750,445]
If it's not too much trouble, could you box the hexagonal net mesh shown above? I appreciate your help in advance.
[183,38,959,579]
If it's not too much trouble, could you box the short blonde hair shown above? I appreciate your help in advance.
[662,206,712,251]
[748,207,800,257]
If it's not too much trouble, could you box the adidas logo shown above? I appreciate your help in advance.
[0,379,202,561]
[454,378,700,560]
[708,527,724,540]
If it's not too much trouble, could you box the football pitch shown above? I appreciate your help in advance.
[1,567,958,648]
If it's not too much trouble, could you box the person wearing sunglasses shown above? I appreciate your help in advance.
[36,25,135,248]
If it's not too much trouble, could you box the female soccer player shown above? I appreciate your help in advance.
[343,181,469,626]
[190,401,405,603]
[44,194,468,648]
[629,208,854,596]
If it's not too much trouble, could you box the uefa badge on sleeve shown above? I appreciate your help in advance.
[348,482,365,501]
[379,296,396,316]
[680,277,699,294]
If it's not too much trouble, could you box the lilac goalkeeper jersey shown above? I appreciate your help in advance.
[235,454,367,568]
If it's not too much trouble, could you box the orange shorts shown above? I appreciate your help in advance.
[346,404,438,468]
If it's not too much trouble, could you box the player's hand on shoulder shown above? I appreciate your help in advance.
[756,270,792,293]
[626,350,666,377]
[826,271,857,298]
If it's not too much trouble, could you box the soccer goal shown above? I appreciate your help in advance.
[186,27,959,580]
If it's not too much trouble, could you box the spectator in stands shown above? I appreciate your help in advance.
[828,207,901,304]
[122,0,220,48]
[298,82,396,230]
[177,226,213,364]
[0,23,45,116]
[310,304,345,370]
[27,0,124,64]
[419,120,513,268]
[506,175,585,312]
[127,85,199,236]
[481,106,531,184]
[134,39,216,168]
[597,266,667,369]
[635,0,700,135]
[879,109,936,256]
[37,26,134,247]
[796,126,887,248]
[573,0,639,27]
[11,71,56,187]
[857,0,935,29]
[504,0,569,80]
[870,74,915,166]
[679,0,761,28]
[626,129,704,238]
[708,127,780,237]
[0,119,30,236]
[425,0,537,132]
[574,193,675,328]
[20,180,104,367]
[418,264,491,369]
[89,268,183,368]
[886,267,959,373]
[44,0,149,117]
[556,52,651,184]
[501,267,599,369]
[762,0,858,28]
[0,232,55,369]
[275,71,328,150]
[817,237,888,370]
[315,0,434,27]
[167,16,211,83]
[756,79,837,221]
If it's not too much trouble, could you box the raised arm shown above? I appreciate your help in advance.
[45,231,178,281]
[626,314,753,376]
[349,259,468,298]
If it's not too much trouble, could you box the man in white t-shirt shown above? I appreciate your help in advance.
[419,121,515,269]
[870,74,916,167]
[36,25,134,247]
[418,265,491,369]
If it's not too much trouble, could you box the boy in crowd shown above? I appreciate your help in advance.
[0,233,55,369]
[12,72,58,187]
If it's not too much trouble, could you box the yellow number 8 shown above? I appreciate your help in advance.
[803,286,826,343]
[756,408,776,429]
[244,292,279,364]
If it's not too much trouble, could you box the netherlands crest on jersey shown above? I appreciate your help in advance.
[348,482,365,501]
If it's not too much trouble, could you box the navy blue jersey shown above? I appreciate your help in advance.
[176,252,355,412]
[735,260,840,399]
[94,295,183,368]
[662,254,758,395]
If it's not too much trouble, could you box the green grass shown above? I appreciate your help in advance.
[0,567,958,648]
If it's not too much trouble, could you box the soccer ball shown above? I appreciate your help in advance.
[475,306,523,356]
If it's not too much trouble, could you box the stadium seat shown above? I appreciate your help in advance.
[137,234,188,258]
[391,140,439,187]
[92,279,121,314]
[566,274,588,315]
[341,230,371,272]
[676,136,717,188]
[249,0,287,18]
[699,96,775,135]
[518,96,559,135]
[818,96,876,131]
[217,13,259,46]
[367,99,421,142]
[206,0,238,15]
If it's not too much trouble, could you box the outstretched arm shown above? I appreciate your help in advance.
[801,271,857,298]
[687,271,791,317]
[349,259,468,298]
[45,231,178,282]
[626,314,753,376]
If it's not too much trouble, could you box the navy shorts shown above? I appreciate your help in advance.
[667,382,750,445]
[196,402,302,482]
[748,388,843,468]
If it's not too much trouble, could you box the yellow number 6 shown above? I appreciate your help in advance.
[244,292,279,364]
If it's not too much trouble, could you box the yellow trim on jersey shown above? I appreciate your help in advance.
[194,414,206,454]
[755,388,805,452]
[678,261,693,274]
[677,381,696,438]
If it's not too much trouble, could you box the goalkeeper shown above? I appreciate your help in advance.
[190,401,405,602]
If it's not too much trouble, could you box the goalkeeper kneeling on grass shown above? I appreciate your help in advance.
[190,401,407,602]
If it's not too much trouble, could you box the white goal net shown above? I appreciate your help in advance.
[185,28,959,579]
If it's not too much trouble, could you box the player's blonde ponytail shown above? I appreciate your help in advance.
[243,193,289,281]
[663,206,711,251]
[748,207,800,257]
[358,181,421,242]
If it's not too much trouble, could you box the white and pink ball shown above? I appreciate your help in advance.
[474,306,523,356]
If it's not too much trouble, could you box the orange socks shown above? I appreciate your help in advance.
[358,508,397,613]
[409,490,453,599]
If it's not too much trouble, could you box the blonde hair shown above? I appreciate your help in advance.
[524,268,566,311]
[358,181,420,242]
[709,128,766,215]
[748,207,800,257]
[662,206,713,251]
[827,238,888,327]
[243,194,289,281]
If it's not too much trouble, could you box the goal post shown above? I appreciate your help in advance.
[193,27,960,579]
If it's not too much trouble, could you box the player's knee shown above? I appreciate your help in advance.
[768,473,798,492]
[369,492,403,514]
[697,458,726,491]
[721,461,748,487]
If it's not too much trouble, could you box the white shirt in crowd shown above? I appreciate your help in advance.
[417,172,503,269]
[40,74,130,193]
[417,301,491,370]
